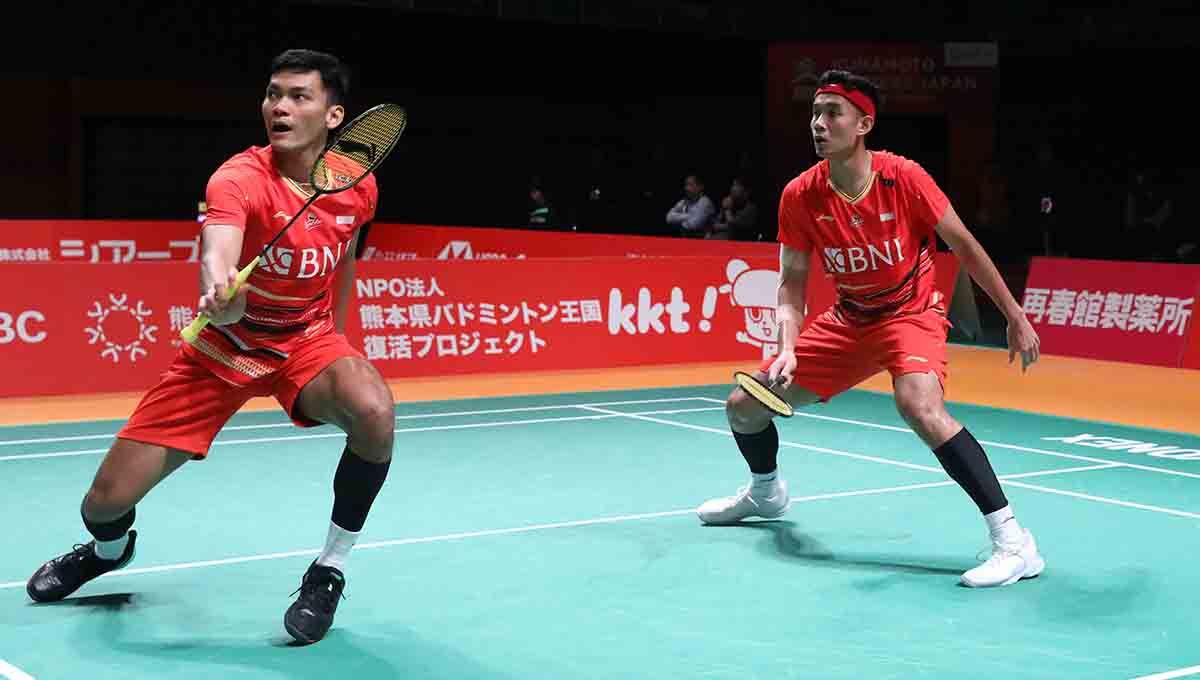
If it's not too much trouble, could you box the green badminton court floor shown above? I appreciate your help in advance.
[2,384,1199,679]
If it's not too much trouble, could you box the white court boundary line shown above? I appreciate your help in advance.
[0,397,714,447]
[577,406,1200,521]
[0,479,967,590]
[1,390,1192,678]
[1132,665,1200,680]
[7,392,1199,486]
[0,466,1111,592]
[3,394,1197,519]
[693,397,1200,481]
[0,406,726,463]
[0,660,34,680]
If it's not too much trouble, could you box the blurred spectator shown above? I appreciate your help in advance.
[665,174,715,238]
[708,176,760,241]
[1123,168,1174,260]
[527,180,557,229]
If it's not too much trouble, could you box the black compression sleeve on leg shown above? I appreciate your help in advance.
[331,446,391,532]
[932,427,1008,514]
[81,500,135,542]
[732,421,779,474]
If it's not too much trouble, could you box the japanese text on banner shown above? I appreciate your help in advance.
[1022,288,1193,336]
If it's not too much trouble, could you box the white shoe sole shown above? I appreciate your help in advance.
[960,553,1045,588]
[696,502,790,525]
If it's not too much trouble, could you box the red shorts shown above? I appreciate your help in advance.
[760,305,952,401]
[116,326,364,458]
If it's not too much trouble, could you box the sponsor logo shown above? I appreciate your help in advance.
[85,294,158,363]
[1044,433,1200,460]
[822,238,906,274]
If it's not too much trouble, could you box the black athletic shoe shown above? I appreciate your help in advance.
[284,562,346,644]
[26,530,138,603]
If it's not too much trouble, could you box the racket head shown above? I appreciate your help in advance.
[311,103,407,193]
[733,371,794,418]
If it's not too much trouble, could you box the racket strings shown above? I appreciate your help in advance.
[315,104,407,191]
[734,373,793,417]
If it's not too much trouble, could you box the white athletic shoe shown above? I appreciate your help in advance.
[960,528,1045,587]
[697,479,790,524]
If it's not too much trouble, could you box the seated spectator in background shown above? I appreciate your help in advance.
[665,174,715,237]
[1123,168,1174,260]
[527,182,556,229]
[707,176,760,241]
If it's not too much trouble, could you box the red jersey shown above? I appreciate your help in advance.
[777,150,949,324]
[201,145,378,354]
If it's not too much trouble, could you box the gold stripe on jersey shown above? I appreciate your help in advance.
[281,165,335,200]
[191,336,275,380]
[828,171,877,205]
[281,175,317,200]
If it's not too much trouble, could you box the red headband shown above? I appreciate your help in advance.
[815,84,876,119]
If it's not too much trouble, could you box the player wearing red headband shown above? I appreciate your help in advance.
[696,69,1044,588]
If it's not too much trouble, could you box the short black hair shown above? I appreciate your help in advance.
[816,69,880,117]
[269,49,350,106]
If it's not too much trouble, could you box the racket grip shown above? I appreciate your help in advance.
[180,257,260,344]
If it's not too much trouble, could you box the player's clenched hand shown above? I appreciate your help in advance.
[198,266,248,326]
[767,352,797,390]
[1006,314,1041,372]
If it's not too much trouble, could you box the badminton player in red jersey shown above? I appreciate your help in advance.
[27,50,393,642]
[697,70,1045,588]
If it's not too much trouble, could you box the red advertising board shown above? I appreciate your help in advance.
[346,256,780,378]
[0,220,775,263]
[357,224,778,261]
[1020,257,1199,368]
[0,220,202,263]
[0,253,960,399]
[0,263,196,397]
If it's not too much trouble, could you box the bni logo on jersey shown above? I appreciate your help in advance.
[263,246,295,275]
[822,238,906,274]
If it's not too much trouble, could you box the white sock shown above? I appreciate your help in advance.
[315,522,359,572]
[93,533,129,561]
[984,506,1021,541]
[751,470,779,489]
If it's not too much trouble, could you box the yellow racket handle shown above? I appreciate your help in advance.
[180,257,260,344]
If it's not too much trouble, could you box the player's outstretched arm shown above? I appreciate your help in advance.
[768,244,810,386]
[197,224,247,326]
[933,204,1040,371]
